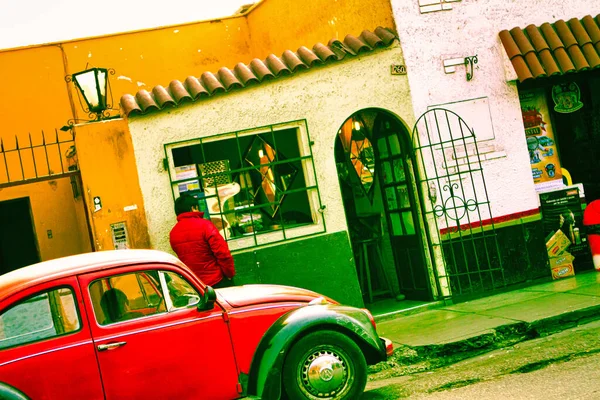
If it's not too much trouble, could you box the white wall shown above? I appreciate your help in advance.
[127,43,417,253]
[390,0,600,219]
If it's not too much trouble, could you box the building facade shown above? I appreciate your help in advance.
[2,0,599,309]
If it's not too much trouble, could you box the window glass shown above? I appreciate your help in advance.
[90,271,167,325]
[0,288,80,350]
[402,212,416,235]
[164,272,201,309]
[168,124,318,242]
[389,212,404,236]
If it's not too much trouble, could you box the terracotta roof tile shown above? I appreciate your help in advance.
[233,63,259,85]
[121,27,398,116]
[183,76,209,99]
[500,15,600,82]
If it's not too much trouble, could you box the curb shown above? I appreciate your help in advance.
[370,304,600,375]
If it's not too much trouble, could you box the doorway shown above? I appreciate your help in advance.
[335,109,432,306]
[0,197,40,275]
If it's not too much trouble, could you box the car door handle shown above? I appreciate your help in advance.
[97,341,127,351]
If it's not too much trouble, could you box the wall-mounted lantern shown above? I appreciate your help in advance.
[63,66,116,130]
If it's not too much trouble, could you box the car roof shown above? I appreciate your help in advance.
[0,250,185,301]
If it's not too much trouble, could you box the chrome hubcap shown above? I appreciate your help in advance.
[301,350,348,397]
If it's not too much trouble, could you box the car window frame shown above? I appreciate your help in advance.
[84,262,211,328]
[88,270,170,327]
[0,285,83,351]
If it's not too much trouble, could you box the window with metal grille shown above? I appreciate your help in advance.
[164,120,325,249]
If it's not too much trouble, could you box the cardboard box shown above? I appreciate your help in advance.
[549,252,575,268]
[546,229,572,257]
[550,263,575,279]
[549,252,575,280]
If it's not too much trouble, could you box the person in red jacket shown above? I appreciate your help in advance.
[170,193,236,288]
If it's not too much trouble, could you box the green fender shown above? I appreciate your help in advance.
[0,383,29,400]
[246,304,385,399]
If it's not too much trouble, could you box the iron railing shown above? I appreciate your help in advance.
[0,129,78,188]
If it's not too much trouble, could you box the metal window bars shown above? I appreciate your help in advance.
[0,129,78,188]
[165,120,326,248]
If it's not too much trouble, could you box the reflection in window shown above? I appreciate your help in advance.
[244,135,298,218]
[337,116,376,200]
[164,272,201,309]
[90,271,167,325]
[0,288,80,349]
[167,123,319,243]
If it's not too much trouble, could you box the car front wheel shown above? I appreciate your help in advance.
[282,330,367,399]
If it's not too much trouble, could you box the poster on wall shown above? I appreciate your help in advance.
[519,88,563,192]
[539,186,591,269]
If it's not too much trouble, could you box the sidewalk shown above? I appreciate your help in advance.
[374,271,600,367]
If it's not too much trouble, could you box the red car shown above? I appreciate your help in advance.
[0,250,392,400]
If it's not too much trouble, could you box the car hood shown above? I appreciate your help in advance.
[216,284,326,308]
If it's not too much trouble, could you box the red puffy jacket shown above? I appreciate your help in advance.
[169,211,235,286]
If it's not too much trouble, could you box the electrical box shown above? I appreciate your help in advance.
[110,222,130,250]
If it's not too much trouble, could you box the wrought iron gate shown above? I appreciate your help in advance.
[412,108,505,298]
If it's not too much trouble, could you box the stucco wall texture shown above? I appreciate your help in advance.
[127,44,415,254]
[390,0,600,219]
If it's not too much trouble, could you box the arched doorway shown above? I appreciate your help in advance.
[335,109,432,305]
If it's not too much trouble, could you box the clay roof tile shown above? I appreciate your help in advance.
[374,26,397,44]
[343,34,372,54]
[509,27,534,54]
[525,25,550,52]
[249,58,275,81]
[120,94,141,116]
[360,30,385,48]
[499,16,599,81]
[499,30,521,59]
[183,76,209,99]
[540,23,563,51]
[135,90,159,113]
[217,67,243,90]
[582,15,600,44]
[168,80,192,103]
[233,63,259,85]
[151,85,175,108]
[281,50,308,71]
[200,72,225,94]
[312,42,337,61]
[554,20,577,48]
[296,46,322,66]
[510,55,533,82]
[120,27,398,116]
[265,54,291,76]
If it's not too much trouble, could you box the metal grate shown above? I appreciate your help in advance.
[0,129,78,188]
[198,160,231,188]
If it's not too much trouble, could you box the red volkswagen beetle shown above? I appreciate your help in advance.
[0,250,392,400]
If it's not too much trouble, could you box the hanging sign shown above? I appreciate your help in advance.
[552,82,583,114]
[519,88,563,192]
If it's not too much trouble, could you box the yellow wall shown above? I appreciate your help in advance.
[0,178,91,261]
[75,119,151,251]
[246,0,396,59]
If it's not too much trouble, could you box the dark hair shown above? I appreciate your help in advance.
[100,288,129,323]
[174,193,198,216]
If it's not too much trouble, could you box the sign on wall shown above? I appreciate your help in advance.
[519,88,563,191]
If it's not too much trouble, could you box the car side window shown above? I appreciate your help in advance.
[0,288,80,350]
[90,271,167,326]
[164,272,201,310]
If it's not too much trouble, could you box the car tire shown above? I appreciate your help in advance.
[282,330,367,400]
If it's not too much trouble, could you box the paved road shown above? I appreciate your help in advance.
[365,319,600,399]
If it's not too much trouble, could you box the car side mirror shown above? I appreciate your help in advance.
[197,286,216,311]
